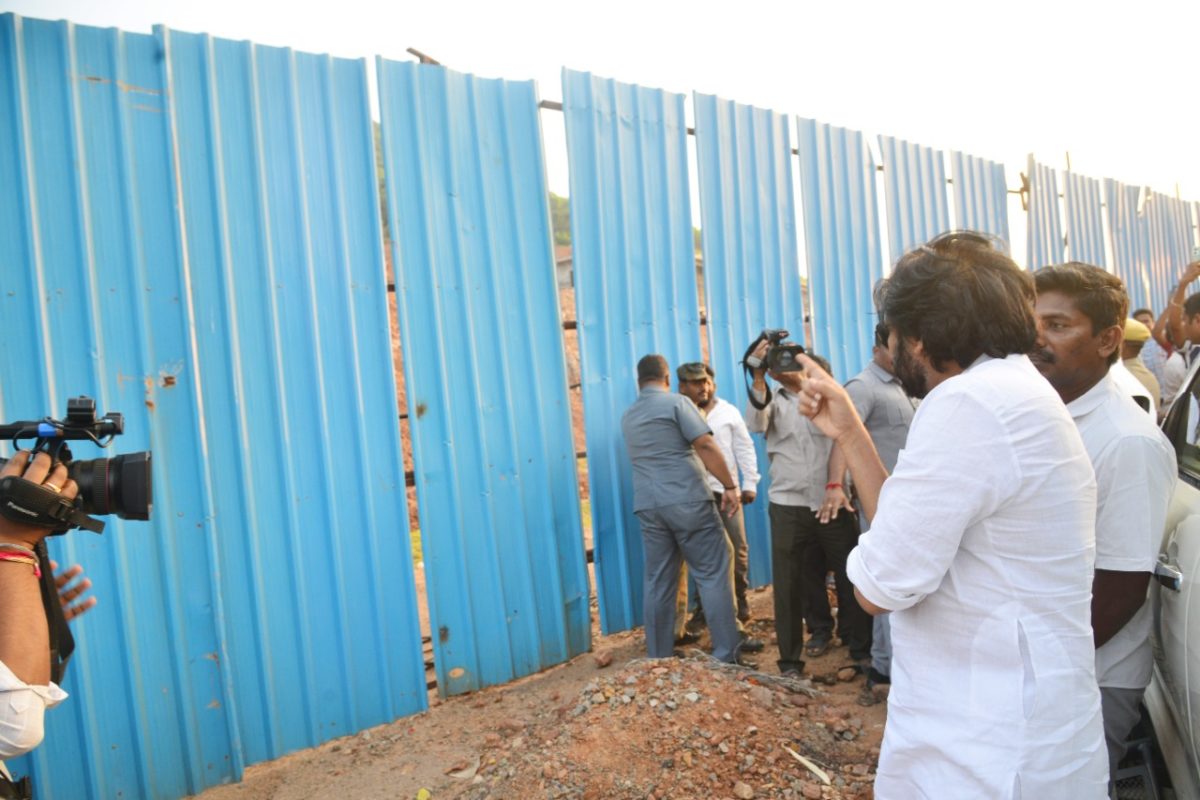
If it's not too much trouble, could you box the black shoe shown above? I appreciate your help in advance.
[733,654,758,669]
[739,636,765,653]
[866,666,891,687]
[804,636,831,657]
[674,631,702,646]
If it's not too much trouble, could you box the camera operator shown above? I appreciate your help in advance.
[744,344,872,678]
[0,451,88,786]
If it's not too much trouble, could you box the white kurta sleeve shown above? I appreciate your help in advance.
[1092,433,1174,573]
[0,659,66,760]
[846,390,1020,612]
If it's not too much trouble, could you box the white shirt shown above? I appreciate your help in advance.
[1067,373,1176,689]
[0,658,65,760]
[846,355,1107,797]
[702,397,760,494]
[1109,360,1155,419]
[1161,351,1187,407]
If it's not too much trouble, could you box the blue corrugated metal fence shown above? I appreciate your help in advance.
[692,93,802,589]
[5,11,1200,800]
[561,70,702,634]
[376,59,590,694]
[796,118,884,382]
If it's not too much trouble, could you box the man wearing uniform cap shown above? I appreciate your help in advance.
[675,362,763,653]
[1122,318,1161,415]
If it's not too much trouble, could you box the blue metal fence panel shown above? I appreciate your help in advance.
[1105,180,1150,310]
[1026,156,1064,269]
[562,70,702,634]
[877,136,950,263]
[1063,171,1106,266]
[0,17,231,798]
[693,93,802,589]
[162,28,426,759]
[1,14,426,798]
[796,117,884,382]
[950,151,1010,243]
[1143,192,1194,312]
[377,59,590,692]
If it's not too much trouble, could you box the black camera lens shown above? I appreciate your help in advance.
[68,452,152,520]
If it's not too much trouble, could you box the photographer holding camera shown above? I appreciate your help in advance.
[0,451,96,795]
[744,336,872,678]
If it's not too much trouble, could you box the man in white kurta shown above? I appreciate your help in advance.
[845,354,1106,797]
[793,233,1107,798]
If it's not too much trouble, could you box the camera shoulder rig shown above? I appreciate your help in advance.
[0,477,105,534]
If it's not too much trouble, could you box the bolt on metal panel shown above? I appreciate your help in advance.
[950,151,1010,245]
[378,59,590,692]
[1063,171,1106,267]
[877,136,950,264]
[693,92,801,589]
[562,69,702,634]
[1026,156,1064,270]
[796,117,884,382]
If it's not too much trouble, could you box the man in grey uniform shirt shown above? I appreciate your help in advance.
[622,354,744,663]
[845,322,917,698]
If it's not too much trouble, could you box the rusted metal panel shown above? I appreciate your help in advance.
[562,69,702,634]
[796,117,884,381]
[693,92,801,588]
[377,59,590,691]
[878,136,950,263]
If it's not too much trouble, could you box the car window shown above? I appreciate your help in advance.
[1163,367,1200,478]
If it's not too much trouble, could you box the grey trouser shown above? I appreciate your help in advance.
[1100,685,1144,784]
[871,614,891,675]
[637,500,740,663]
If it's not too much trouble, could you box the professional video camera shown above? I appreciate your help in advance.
[0,396,153,689]
[743,329,807,409]
[0,396,152,533]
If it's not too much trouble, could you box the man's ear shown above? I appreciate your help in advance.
[1097,324,1122,361]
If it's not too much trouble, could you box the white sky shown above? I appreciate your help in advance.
[6,0,1200,258]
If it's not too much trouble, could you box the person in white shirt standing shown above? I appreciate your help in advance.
[1030,263,1176,787]
[676,362,761,628]
[793,232,1107,797]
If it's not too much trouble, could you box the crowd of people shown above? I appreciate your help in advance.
[621,231,1199,796]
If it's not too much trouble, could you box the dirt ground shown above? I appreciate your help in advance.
[193,585,886,800]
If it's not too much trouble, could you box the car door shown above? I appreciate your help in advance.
[1154,365,1200,777]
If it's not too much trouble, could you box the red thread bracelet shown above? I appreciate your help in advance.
[825,482,843,490]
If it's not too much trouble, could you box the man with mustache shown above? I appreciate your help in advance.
[1031,263,1175,788]
[793,232,1107,796]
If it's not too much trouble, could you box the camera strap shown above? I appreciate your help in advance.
[35,539,74,685]
[0,477,105,534]
[0,764,32,800]
[742,336,772,410]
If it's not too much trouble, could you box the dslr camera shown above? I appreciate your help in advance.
[0,395,152,533]
[746,328,806,373]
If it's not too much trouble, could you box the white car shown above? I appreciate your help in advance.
[1147,361,1200,798]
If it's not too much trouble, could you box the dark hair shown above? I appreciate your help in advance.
[1131,307,1154,319]
[1184,293,1200,319]
[878,231,1035,371]
[808,353,832,374]
[637,354,669,385]
[873,322,888,348]
[1033,263,1128,365]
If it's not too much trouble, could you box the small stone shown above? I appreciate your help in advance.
[733,781,755,799]
[748,686,775,708]
[746,725,759,736]
[837,667,857,682]
[593,650,614,668]
[723,712,733,720]
[649,699,659,708]
[802,783,823,799]
[569,704,587,718]
[852,763,869,776]
[484,732,501,746]
[684,692,700,703]
[718,741,730,754]
[665,700,678,710]
[591,692,606,704]
[841,730,855,740]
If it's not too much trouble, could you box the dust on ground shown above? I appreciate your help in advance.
[193,588,887,800]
